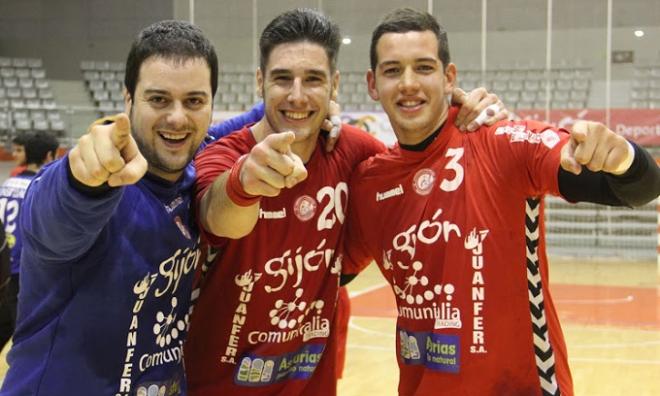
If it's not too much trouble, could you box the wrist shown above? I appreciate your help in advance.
[226,155,261,207]
[611,140,635,175]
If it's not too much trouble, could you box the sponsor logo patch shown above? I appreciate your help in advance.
[293,195,317,222]
[399,329,460,373]
[412,169,436,196]
[234,344,325,386]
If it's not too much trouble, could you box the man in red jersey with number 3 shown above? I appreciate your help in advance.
[341,7,660,396]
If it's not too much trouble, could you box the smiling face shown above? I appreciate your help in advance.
[257,41,339,155]
[125,56,213,181]
[368,30,456,145]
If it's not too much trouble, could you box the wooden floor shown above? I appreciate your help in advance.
[1,257,658,395]
[338,258,660,396]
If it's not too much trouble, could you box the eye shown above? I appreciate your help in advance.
[186,97,205,107]
[417,64,435,72]
[383,67,400,76]
[306,75,323,83]
[148,96,168,106]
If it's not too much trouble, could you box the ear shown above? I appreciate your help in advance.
[123,87,132,114]
[444,63,457,93]
[256,68,264,98]
[366,69,379,101]
[331,70,340,101]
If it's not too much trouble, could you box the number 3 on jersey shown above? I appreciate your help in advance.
[440,147,464,192]
[316,182,348,231]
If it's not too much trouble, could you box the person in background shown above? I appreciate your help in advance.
[9,135,28,177]
[0,220,10,353]
[0,131,59,351]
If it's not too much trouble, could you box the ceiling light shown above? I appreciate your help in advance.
[634,30,644,38]
[342,37,352,45]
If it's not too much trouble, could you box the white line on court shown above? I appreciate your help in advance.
[572,339,660,349]
[346,343,391,352]
[348,320,395,338]
[570,357,660,365]
[555,295,634,304]
[348,282,389,298]
[346,346,660,366]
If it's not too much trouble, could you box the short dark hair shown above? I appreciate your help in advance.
[11,134,27,146]
[370,8,450,71]
[124,20,218,99]
[24,132,59,166]
[260,8,341,73]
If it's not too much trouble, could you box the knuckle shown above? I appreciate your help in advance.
[250,147,267,162]
[586,163,601,172]
[104,158,124,173]
[574,153,588,164]
[89,166,108,181]
[78,134,90,147]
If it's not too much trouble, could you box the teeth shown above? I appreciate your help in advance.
[400,101,422,107]
[160,132,186,141]
[284,111,310,120]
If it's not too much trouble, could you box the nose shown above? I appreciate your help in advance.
[287,77,307,107]
[398,67,420,94]
[166,101,187,129]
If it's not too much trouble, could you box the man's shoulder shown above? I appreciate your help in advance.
[469,119,568,161]
[210,126,254,146]
[330,124,387,164]
[338,124,385,148]
[198,127,254,159]
[357,144,401,171]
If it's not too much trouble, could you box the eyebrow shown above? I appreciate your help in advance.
[143,89,209,97]
[269,68,328,78]
[379,57,439,68]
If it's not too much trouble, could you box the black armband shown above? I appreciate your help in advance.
[558,142,660,207]
[605,142,660,207]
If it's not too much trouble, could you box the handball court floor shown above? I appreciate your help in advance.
[1,257,657,395]
[338,258,660,396]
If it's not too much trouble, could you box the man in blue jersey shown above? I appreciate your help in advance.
[0,21,218,396]
[0,131,59,352]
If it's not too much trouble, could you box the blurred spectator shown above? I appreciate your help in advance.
[0,131,58,349]
[9,135,29,177]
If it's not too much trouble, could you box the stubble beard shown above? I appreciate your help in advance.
[129,108,193,177]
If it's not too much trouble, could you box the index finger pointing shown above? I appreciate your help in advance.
[266,131,296,154]
[110,114,131,149]
[570,121,590,143]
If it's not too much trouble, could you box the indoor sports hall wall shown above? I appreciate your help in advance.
[0,0,658,259]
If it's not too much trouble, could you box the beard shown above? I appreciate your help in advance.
[129,107,197,177]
